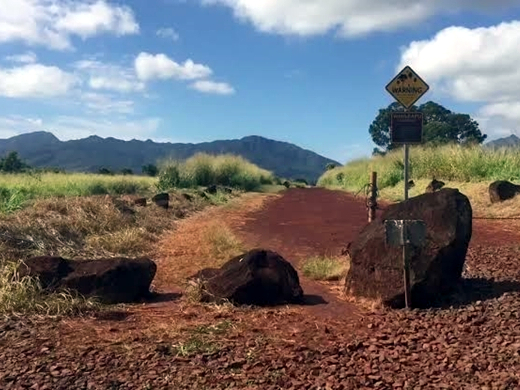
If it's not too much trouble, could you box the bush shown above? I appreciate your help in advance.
[142,164,159,177]
[157,153,275,191]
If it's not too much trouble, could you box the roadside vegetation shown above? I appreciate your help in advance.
[301,255,349,281]
[318,145,520,216]
[0,172,156,214]
[0,151,277,317]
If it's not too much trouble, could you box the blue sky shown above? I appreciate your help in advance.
[1,1,520,163]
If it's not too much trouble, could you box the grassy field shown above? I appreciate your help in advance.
[157,153,275,192]
[0,153,280,214]
[318,145,520,216]
[0,172,157,214]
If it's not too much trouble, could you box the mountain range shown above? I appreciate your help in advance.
[485,134,520,149]
[0,132,340,183]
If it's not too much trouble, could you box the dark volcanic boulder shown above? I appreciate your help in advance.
[193,249,304,306]
[152,193,169,209]
[18,256,157,304]
[345,188,472,308]
[489,180,520,203]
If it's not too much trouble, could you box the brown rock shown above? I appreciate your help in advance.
[193,249,304,306]
[134,197,147,207]
[152,193,169,209]
[425,179,445,193]
[18,256,157,304]
[488,180,520,203]
[345,188,472,308]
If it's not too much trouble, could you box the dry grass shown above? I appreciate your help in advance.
[301,256,350,281]
[0,190,233,317]
[379,179,520,218]
[0,262,101,318]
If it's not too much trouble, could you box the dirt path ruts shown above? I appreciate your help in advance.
[232,188,369,321]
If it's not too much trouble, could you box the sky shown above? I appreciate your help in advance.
[1,1,520,163]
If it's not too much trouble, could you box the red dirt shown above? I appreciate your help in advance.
[1,188,520,389]
[233,188,369,322]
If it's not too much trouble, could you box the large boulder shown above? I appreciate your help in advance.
[489,180,520,203]
[345,188,472,308]
[191,249,304,306]
[17,256,157,304]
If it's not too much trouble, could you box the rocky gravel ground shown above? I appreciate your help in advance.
[1,244,519,390]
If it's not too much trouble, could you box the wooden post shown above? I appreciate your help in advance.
[368,172,378,222]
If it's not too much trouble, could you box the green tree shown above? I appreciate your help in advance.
[0,151,29,173]
[369,101,487,152]
[325,163,337,171]
[120,168,133,175]
[142,164,158,177]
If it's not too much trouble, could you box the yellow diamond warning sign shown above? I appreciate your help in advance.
[386,66,429,109]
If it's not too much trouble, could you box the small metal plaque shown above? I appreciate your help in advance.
[384,219,426,247]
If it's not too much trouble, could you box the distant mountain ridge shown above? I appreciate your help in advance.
[485,134,520,149]
[0,131,340,183]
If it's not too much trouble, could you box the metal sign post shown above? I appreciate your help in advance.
[385,219,426,308]
[384,65,430,308]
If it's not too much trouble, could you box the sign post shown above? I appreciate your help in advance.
[384,65,430,308]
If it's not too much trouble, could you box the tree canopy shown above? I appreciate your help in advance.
[369,101,487,154]
[0,151,30,173]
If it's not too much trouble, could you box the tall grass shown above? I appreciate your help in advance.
[318,145,520,192]
[0,172,156,213]
[0,262,100,317]
[157,153,275,191]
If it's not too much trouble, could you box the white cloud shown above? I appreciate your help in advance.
[156,27,180,41]
[0,114,162,141]
[201,0,517,38]
[4,52,38,64]
[0,63,78,98]
[398,20,520,138]
[74,60,145,93]
[134,52,213,81]
[190,80,235,95]
[0,0,139,50]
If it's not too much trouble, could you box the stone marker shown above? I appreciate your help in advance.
[345,188,472,308]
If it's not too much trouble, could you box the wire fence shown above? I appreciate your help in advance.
[352,182,520,221]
